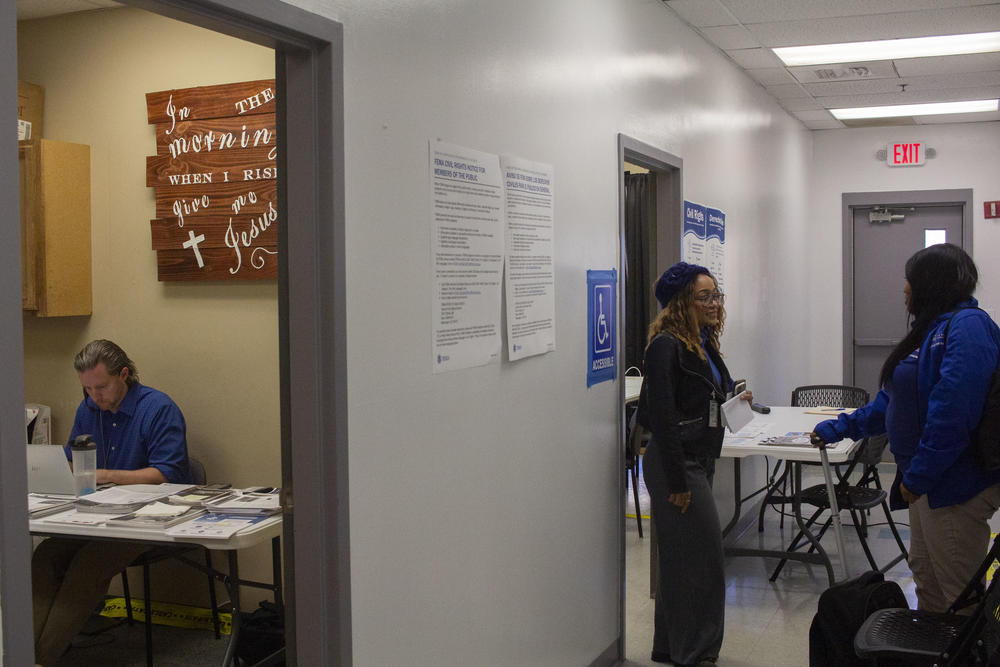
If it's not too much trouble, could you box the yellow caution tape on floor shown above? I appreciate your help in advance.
[100,597,233,635]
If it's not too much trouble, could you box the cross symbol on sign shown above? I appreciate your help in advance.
[182,229,207,268]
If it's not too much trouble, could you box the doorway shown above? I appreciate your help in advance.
[617,133,682,661]
[1,2,347,664]
[842,189,974,397]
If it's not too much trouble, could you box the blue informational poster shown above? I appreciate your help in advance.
[682,201,707,265]
[587,269,617,387]
[705,207,726,290]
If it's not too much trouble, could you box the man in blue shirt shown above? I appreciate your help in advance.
[32,340,192,666]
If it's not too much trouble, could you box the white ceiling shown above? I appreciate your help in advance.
[17,0,120,21]
[663,0,1000,128]
[16,0,1000,130]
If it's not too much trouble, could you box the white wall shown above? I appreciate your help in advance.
[808,122,1000,381]
[282,0,813,664]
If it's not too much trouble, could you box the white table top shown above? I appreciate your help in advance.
[722,406,859,463]
[625,375,643,403]
[30,512,282,551]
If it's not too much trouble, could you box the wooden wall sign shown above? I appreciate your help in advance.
[145,79,277,281]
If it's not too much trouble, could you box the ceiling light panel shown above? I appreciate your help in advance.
[830,99,999,119]
[774,31,1000,66]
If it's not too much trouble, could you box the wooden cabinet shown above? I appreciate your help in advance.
[19,138,92,317]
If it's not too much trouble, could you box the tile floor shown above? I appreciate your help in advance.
[622,461,923,667]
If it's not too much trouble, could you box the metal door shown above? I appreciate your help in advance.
[851,203,965,397]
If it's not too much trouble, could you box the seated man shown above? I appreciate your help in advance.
[32,339,191,666]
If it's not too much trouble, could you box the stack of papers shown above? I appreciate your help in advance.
[107,502,204,529]
[28,494,76,518]
[759,432,813,446]
[37,508,135,526]
[168,487,235,507]
[74,483,196,514]
[165,513,270,539]
[204,491,281,517]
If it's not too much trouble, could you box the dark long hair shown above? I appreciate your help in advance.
[879,243,978,388]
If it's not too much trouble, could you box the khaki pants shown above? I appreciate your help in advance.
[908,484,1000,613]
[32,538,150,666]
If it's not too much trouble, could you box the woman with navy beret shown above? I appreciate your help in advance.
[638,261,750,666]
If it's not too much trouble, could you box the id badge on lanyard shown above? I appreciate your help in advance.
[708,399,720,428]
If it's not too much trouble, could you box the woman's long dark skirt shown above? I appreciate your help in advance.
[642,437,725,665]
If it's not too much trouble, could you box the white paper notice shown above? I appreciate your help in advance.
[430,141,504,373]
[501,156,555,361]
[721,394,754,433]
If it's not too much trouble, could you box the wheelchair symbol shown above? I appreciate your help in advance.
[594,286,612,353]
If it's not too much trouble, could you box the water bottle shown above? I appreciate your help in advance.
[71,434,97,496]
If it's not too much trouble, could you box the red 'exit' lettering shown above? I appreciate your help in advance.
[888,142,925,166]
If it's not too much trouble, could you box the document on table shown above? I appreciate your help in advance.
[165,513,268,539]
[82,483,194,505]
[721,393,754,433]
[37,508,134,526]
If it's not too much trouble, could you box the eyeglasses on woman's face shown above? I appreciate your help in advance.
[694,291,725,305]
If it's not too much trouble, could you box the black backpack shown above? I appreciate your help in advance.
[808,570,908,667]
[235,600,285,666]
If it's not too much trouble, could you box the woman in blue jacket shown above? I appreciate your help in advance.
[813,243,1000,612]
[639,262,750,666]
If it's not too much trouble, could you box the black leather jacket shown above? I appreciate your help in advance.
[638,331,733,492]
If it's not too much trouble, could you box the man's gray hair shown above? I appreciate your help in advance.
[73,339,139,387]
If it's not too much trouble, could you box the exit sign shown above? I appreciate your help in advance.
[887,142,925,166]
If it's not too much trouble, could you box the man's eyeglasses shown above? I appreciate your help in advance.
[694,292,725,305]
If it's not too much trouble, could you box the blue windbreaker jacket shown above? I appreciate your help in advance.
[815,299,1000,509]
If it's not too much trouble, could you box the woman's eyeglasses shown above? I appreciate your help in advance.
[694,292,725,305]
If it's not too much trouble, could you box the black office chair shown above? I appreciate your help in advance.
[767,386,908,580]
[854,534,1000,665]
[120,457,221,667]
[625,410,648,538]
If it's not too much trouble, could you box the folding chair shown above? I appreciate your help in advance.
[855,534,1000,666]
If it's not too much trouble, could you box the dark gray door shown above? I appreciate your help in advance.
[852,204,964,397]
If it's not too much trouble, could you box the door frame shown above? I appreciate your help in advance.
[1,1,348,664]
[842,188,974,385]
[616,133,682,661]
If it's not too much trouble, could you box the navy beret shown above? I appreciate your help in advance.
[654,262,711,310]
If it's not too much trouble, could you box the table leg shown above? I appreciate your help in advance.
[790,462,836,586]
[817,446,850,581]
[272,536,283,612]
[222,551,241,667]
[721,457,742,538]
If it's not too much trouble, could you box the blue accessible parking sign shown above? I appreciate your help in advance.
[587,269,617,387]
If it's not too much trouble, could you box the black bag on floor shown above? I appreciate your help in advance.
[235,600,285,666]
[808,570,908,667]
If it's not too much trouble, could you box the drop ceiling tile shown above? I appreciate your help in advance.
[821,85,1000,108]
[779,97,826,111]
[700,24,760,50]
[792,109,837,121]
[726,47,786,69]
[663,0,737,27]
[914,110,1000,124]
[805,79,913,97]
[719,0,990,23]
[746,6,1000,47]
[888,70,1000,93]
[745,67,797,85]
[802,119,848,130]
[788,60,898,84]
[894,52,1000,77]
[765,83,813,99]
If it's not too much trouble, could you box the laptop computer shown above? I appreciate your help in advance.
[27,444,76,496]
